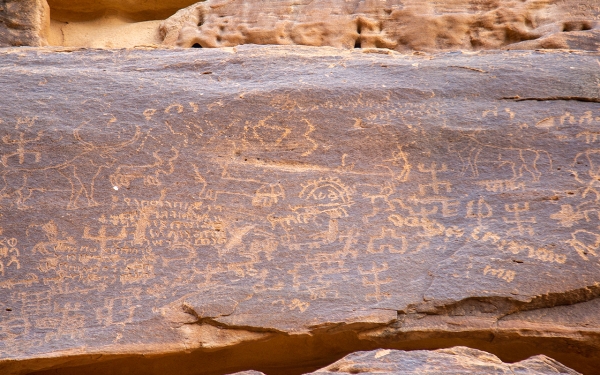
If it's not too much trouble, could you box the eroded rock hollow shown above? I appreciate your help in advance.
[1,0,600,49]
[0,1,599,375]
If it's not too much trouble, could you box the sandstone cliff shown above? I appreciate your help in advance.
[1,0,599,50]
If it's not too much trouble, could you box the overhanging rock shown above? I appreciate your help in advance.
[0,46,599,374]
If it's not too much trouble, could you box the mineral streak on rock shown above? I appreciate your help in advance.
[227,347,581,374]
[0,46,599,374]
[160,0,600,51]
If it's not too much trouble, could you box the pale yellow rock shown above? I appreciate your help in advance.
[48,12,162,48]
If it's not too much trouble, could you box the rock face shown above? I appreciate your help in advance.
[3,0,600,49]
[0,45,599,375]
[0,0,49,46]
[312,347,580,374]
[228,347,581,374]
[160,0,600,51]
[45,0,200,49]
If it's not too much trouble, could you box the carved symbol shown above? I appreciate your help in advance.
[550,204,585,228]
[1,131,43,166]
[110,147,179,189]
[61,124,141,209]
[367,228,407,254]
[358,262,392,302]
[466,197,493,228]
[577,130,600,144]
[567,230,600,260]
[483,265,515,283]
[503,203,536,236]
[383,145,412,182]
[572,150,600,201]
[288,299,310,313]
[252,183,285,207]
[244,114,291,150]
[0,237,20,276]
[31,221,76,255]
[452,137,551,182]
[417,162,451,195]
[301,119,318,157]
[83,225,127,252]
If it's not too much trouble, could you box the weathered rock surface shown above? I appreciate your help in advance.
[313,347,580,374]
[228,347,581,374]
[161,0,600,51]
[0,46,599,374]
[4,0,600,50]
[0,0,49,47]
[46,0,199,49]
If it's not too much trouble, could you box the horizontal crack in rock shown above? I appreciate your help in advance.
[501,96,600,103]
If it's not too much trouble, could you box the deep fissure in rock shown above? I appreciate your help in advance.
[23,319,600,375]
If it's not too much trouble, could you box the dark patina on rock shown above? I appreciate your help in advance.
[0,46,598,374]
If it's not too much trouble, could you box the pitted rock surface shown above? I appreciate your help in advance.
[0,46,599,374]
[4,0,600,50]
[160,0,600,51]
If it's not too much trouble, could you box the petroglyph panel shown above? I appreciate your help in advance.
[0,46,599,372]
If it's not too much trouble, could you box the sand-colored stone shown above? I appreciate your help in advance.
[48,16,163,48]
[4,0,600,50]
[45,0,199,48]
[161,0,600,51]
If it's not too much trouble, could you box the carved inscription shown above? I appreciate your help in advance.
[0,64,598,358]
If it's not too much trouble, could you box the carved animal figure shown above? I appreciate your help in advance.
[451,136,552,183]
[110,147,179,189]
[0,124,141,210]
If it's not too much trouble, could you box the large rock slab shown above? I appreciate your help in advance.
[0,46,599,374]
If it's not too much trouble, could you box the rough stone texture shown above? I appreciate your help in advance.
[0,0,50,47]
[0,46,599,374]
[46,0,200,48]
[324,347,581,374]
[311,347,580,374]
[314,347,580,374]
[4,0,600,49]
[233,347,580,374]
[160,0,600,51]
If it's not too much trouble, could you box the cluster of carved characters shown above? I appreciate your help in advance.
[0,97,599,354]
